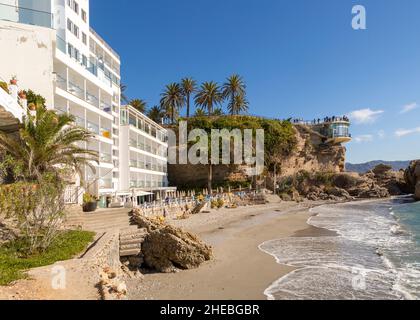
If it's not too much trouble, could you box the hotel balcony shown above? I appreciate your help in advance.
[55,72,113,116]
[99,178,113,190]
[0,3,53,29]
[100,152,112,164]
[87,121,100,135]
[300,117,352,145]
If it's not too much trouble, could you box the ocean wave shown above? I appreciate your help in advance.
[260,198,420,300]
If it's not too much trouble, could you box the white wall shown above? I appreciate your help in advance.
[0,20,55,107]
[119,126,130,191]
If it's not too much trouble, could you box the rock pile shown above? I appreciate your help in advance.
[98,266,128,300]
[278,164,411,202]
[404,160,420,201]
[129,211,213,273]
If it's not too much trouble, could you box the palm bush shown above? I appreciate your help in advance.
[0,105,98,253]
[0,106,98,183]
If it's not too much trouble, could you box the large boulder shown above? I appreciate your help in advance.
[405,160,420,201]
[370,164,407,195]
[134,214,213,273]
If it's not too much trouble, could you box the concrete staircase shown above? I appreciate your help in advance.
[119,226,147,257]
[66,208,133,233]
[65,208,148,258]
[0,85,26,133]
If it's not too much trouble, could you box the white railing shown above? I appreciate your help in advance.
[0,79,28,123]
[64,186,80,204]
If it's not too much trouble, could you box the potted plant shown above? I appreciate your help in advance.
[28,103,37,111]
[18,90,27,100]
[10,76,17,85]
[83,193,98,212]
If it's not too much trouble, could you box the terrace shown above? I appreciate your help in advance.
[293,116,352,144]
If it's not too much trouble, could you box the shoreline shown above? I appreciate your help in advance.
[128,200,335,300]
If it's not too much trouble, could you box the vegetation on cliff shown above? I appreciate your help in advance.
[169,115,297,191]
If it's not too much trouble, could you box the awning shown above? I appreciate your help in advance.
[132,190,154,197]
[116,191,132,196]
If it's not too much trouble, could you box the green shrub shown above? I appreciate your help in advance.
[216,198,225,209]
[0,177,66,254]
[0,230,95,285]
[83,193,97,204]
[0,81,9,94]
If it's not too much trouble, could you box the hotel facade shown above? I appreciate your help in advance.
[0,0,175,207]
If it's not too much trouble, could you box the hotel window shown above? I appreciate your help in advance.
[74,48,80,62]
[68,0,79,14]
[82,32,87,45]
[67,19,79,38]
[67,43,74,58]
[73,25,79,38]
[67,19,73,32]
[81,9,87,22]
[82,55,88,67]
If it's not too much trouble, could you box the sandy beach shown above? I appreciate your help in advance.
[128,200,331,300]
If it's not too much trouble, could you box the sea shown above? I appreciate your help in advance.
[259,197,420,300]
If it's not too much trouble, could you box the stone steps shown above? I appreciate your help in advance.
[119,227,147,258]
[120,248,141,257]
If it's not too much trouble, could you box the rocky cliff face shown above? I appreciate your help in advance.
[278,125,346,176]
[168,124,347,189]
[404,160,420,200]
[278,164,409,202]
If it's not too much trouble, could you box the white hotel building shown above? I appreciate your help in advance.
[0,0,174,207]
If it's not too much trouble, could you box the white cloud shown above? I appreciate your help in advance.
[348,108,384,124]
[400,102,418,114]
[354,134,374,143]
[395,127,420,138]
[378,130,385,139]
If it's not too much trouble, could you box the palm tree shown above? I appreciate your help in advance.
[228,94,249,115]
[181,77,197,118]
[213,107,224,116]
[194,81,223,116]
[0,106,98,183]
[130,99,147,113]
[222,74,246,115]
[120,83,129,104]
[147,105,165,124]
[194,108,207,117]
[160,83,184,124]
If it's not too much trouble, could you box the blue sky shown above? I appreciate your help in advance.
[90,0,420,163]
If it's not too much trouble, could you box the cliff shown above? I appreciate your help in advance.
[404,160,420,200]
[278,124,346,176]
[167,117,347,190]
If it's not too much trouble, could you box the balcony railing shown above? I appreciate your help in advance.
[56,74,67,90]
[87,121,99,135]
[100,153,112,164]
[100,101,112,113]
[99,178,112,189]
[0,3,53,29]
[100,127,112,139]
[74,115,85,128]
[68,81,84,99]
[86,92,99,107]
